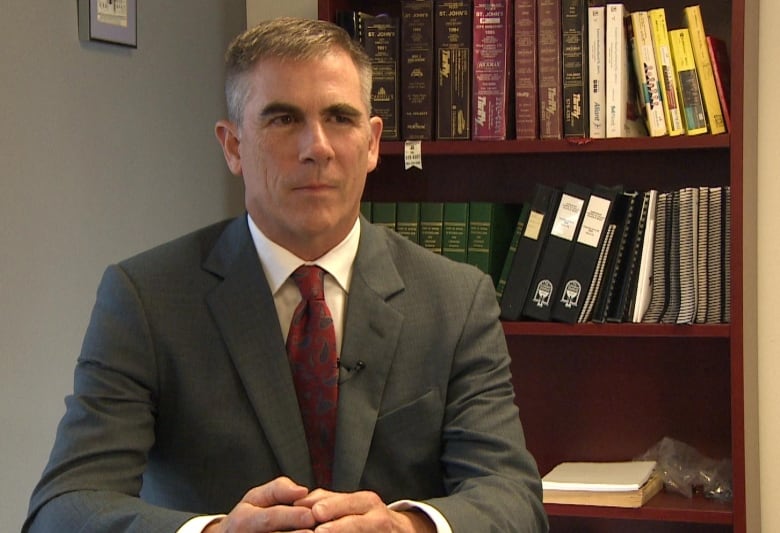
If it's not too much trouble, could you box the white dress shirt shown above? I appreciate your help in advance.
[177,215,451,533]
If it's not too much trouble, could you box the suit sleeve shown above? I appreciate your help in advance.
[24,264,197,532]
[423,272,549,532]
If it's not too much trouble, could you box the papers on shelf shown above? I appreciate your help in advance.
[542,460,657,492]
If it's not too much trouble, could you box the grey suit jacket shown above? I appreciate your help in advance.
[25,216,547,532]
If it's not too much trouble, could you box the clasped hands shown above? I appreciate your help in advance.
[204,476,435,533]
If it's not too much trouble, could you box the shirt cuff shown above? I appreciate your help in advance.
[389,499,453,533]
[176,514,225,533]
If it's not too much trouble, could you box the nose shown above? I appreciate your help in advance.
[299,120,335,163]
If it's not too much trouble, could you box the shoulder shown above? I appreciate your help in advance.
[360,221,490,298]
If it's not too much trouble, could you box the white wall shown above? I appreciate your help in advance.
[0,2,245,531]
[758,0,780,530]
[246,0,317,25]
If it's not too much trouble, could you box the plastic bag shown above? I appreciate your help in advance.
[636,436,732,501]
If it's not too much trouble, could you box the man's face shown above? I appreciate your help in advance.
[217,49,382,260]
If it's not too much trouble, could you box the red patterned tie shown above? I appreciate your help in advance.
[287,265,339,488]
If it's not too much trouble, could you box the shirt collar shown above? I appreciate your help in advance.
[247,213,360,295]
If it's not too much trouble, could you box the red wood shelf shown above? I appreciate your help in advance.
[546,492,733,524]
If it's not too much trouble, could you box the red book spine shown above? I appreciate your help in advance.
[435,0,473,140]
[537,0,563,139]
[472,0,512,140]
[514,0,537,139]
[706,35,732,133]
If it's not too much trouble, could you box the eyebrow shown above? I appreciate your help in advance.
[258,101,364,120]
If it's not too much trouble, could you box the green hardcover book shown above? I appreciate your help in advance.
[372,202,397,231]
[496,203,530,300]
[467,202,522,286]
[420,202,445,253]
[360,200,372,221]
[396,202,421,243]
[442,202,469,262]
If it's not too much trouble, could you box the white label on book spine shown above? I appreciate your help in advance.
[551,194,586,241]
[524,211,544,240]
[577,195,611,248]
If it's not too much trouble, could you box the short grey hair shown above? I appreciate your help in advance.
[224,17,373,126]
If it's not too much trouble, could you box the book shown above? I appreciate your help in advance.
[500,184,561,320]
[544,474,663,508]
[472,0,512,140]
[562,0,588,138]
[605,3,646,138]
[607,189,651,322]
[588,5,606,139]
[591,190,639,322]
[660,190,681,323]
[467,202,521,286]
[523,183,590,321]
[648,8,684,136]
[514,0,538,139]
[361,14,401,141]
[676,187,698,324]
[629,189,658,322]
[629,11,667,137]
[337,10,366,40]
[496,203,531,301]
[420,201,445,254]
[642,191,671,323]
[578,222,617,323]
[442,202,470,262]
[543,460,657,492]
[668,28,708,135]
[537,0,563,139]
[683,5,727,135]
[707,35,732,133]
[706,187,724,323]
[723,186,731,323]
[395,202,421,244]
[360,200,372,221]
[401,0,435,140]
[695,186,710,324]
[551,185,620,323]
[372,201,397,231]
[435,0,472,140]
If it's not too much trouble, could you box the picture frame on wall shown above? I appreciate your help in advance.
[78,0,137,48]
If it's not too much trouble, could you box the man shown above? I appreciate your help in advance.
[25,17,547,532]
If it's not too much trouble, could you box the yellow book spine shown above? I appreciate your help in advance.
[668,29,708,136]
[683,5,726,134]
[648,8,684,136]
[630,11,666,136]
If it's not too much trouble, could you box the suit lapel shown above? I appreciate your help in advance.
[332,220,405,491]
[203,217,314,486]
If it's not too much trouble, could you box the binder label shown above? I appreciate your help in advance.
[551,193,586,240]
[524,211,545,240]
[577,195,611,248]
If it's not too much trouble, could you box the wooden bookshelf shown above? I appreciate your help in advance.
[319,0,752,530]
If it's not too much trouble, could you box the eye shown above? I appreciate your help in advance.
[332,114,355,125]
[269,114,295,126]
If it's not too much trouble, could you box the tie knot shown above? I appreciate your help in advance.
[291,265,326,301]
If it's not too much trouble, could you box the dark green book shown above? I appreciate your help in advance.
[372,202,397,231]
[442,202,469,262]
[467,202,521,286]
[496,203,530,301]
[396,202,421,243]
[360,200,372,221]
[420,202,445,253]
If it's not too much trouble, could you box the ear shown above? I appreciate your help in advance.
[366,116,383,173]
[215,119,243,176]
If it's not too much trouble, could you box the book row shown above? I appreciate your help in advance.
[338,1,730,141]
[363,183,731,325]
